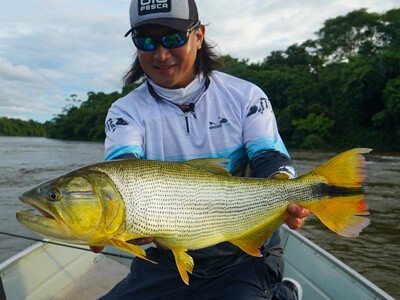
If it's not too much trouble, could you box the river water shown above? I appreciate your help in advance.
[0,137,399,298]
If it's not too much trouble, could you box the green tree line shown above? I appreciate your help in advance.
[44,90,137,141]
[0,117,46,137]
[2,9,400,151]
[218,8,400,151]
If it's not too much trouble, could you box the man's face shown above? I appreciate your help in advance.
[136,24,205,89]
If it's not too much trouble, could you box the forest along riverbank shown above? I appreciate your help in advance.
[0,137,398,298]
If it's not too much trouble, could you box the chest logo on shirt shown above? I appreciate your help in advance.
[209,117,231,130]
[106,118,129,132]
[247,97,270,117]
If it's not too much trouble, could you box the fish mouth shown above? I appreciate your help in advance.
[16,196,96,244]
[18,195,57,221]
[16,210,59,229]
[16,196,68,239]
[28,204,56,220]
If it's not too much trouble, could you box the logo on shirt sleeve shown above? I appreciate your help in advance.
[247,97,270,117]
[139,0,171,15]
[106,118,129,133]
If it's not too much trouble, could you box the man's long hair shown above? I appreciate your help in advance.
[122,38,220,87]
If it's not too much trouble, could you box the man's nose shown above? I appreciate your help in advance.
[153,44,171,60]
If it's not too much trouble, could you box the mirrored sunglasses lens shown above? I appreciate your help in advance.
[161,32,186,48]
[134,37,156,51]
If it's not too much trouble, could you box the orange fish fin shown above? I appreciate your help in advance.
[171,248,194,285]
[109,238,157,264]
[302,196,370,237]
[230,213,286,257]
[303,148,372,237]
[312,148,372,187]
[185,158,231,176]
[229,238,263,257]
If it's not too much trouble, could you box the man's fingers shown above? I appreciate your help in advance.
[90,246,105,253]
[287,203,310,218]
[285,204,311,230]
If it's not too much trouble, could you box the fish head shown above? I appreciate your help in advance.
[17,168,124,245]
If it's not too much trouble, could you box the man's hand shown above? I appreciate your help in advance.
[90,245,105,253]
[285,203,310,230]
[269,172,310,230]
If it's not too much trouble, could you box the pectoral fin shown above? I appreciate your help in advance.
[110,238,157,264]
[171,248,194,285]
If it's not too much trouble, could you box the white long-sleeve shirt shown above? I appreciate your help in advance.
[105,71,290,174]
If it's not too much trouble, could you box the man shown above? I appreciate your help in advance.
[97,0,309,298]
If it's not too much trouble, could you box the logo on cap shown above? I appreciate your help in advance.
[139,0,171,15]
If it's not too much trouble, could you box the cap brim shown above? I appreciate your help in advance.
[125,18,195,36]
[135,18,193,30]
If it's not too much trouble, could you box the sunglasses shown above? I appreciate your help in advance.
[130,21,201,51]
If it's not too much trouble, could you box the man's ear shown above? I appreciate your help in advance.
[196,25,206,49]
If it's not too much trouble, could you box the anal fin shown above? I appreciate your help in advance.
[171,248,194,285]
[230,212,287,257]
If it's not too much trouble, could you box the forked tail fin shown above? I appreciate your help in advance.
[302,148,372,237]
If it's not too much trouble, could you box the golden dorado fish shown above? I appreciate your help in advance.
[17,148,371,285]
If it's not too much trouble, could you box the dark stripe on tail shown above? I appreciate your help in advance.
[312,183,364,198]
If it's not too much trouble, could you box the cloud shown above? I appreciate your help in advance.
[0,1,133,122]
[0,58,63,120]
[0,0,398,122]
[198,0,399,61]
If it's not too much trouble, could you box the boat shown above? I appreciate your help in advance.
[280,226,394,300]
[0,225,394,300]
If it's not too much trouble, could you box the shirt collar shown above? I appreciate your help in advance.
[147,75,207,106]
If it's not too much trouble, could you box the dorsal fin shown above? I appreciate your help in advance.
[185,158,231,176]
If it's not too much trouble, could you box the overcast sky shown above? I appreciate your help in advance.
[1,1,398,123]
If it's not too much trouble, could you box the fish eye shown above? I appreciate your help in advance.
[48,189,60,201]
